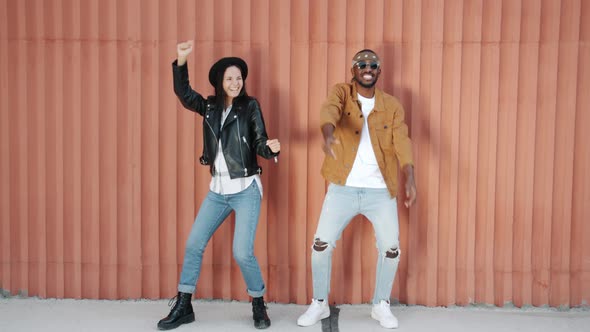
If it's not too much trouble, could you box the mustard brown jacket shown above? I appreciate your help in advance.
[319,82,414,198]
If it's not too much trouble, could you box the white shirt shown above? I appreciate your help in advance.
[345,94,387,188]
[209,105,263,196]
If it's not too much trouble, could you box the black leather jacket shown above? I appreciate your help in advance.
[172,61,278,178]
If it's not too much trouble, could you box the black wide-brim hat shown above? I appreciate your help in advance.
[208,57,248,87]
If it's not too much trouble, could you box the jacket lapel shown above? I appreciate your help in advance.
[205,108,222,138]
[221,106,239,131]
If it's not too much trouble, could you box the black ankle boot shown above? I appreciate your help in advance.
[252,296,271,329]
[157,292,195,330]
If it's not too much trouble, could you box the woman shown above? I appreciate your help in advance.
[158,40,280,330]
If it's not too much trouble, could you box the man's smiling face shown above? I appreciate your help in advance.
[352,60,381,89]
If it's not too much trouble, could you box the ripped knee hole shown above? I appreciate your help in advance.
[313,238,329,252]
[386,248,399,259]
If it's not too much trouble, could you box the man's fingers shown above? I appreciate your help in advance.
[405,186,416,208]
[405,188,410,207]
[329,148,337,160]
[322,144,336,159]
[323,136,339,159]
[327,137,340,146]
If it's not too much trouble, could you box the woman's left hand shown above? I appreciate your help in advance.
[266,139,281,153]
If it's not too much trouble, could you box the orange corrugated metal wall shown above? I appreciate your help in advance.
[1,0,589,307]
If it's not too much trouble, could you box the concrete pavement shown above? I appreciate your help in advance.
[0,297,588,332]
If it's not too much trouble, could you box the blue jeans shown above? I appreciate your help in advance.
[178,181,266,297]
[312,183,400,304]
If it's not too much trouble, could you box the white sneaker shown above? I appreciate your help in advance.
[297,299,330,327]
[371,300,398,329]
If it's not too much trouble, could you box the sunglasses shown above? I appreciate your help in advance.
[355,61,380,70]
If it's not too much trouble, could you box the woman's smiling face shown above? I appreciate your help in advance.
[223,66,243,106]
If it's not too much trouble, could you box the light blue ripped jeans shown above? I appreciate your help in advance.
[311,183,400,304]
[177,181,266,298]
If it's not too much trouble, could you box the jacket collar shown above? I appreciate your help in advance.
[351,81,385,112]
[222,108,237,130]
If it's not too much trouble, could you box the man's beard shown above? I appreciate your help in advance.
[354,77,378,88]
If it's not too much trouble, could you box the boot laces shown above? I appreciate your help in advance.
[168,295,180,309]
[252,299,268,319]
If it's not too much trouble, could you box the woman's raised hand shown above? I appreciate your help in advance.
[177,40,194,65]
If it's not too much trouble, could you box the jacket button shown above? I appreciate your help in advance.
[359,114,363,118]
[384,125,388,129]
[355,130,359,134]
[348,112,351,115]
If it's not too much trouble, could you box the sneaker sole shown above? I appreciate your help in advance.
[297,309,330,327]
[371,311,398,329]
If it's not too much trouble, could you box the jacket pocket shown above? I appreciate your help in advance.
[375,125,393,149]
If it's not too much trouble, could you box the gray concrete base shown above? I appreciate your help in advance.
[1,298,588,332]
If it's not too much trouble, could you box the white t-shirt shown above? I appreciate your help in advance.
[345,94,387,188]
[209,105,263,196]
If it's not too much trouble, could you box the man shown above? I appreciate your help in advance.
[297,49,417,329]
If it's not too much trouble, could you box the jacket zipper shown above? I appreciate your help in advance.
[236,117,248,176]
[205,116,219,163]
[205,115,218,141]
[242,136,250,149]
